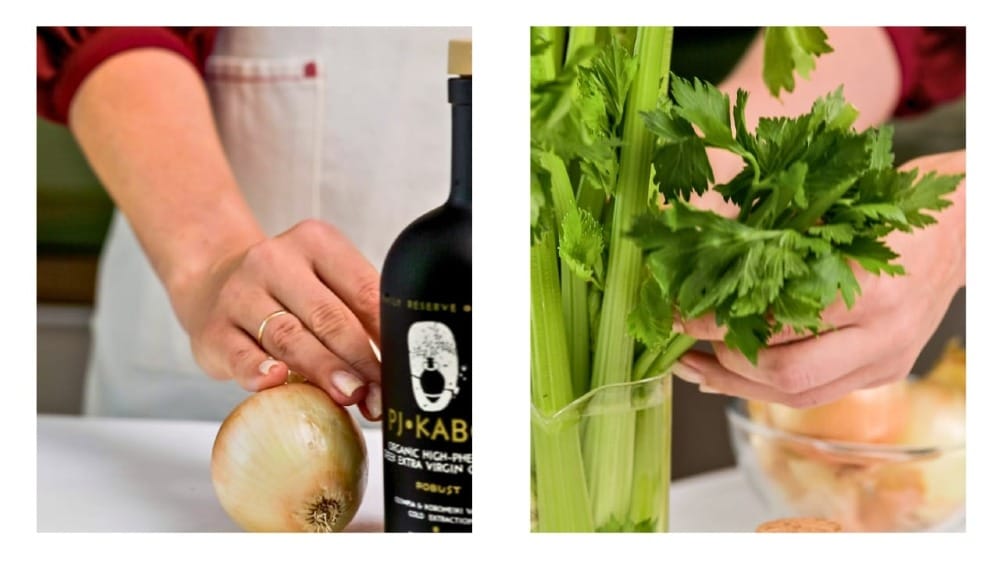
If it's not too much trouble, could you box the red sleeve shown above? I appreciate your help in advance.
[884,27,965,118]
[37,27,218,125]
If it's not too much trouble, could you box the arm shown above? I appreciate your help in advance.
[722,27,900,130]
[67,48,382,419]
[68,49,262,309]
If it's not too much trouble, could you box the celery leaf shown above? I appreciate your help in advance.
[763,27,834,97]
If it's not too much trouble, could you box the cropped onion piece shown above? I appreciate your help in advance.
[753,380,909,444]
[211,382,368,532]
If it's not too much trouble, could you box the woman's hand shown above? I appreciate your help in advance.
[174,220,383,421]
[673,150,966,407]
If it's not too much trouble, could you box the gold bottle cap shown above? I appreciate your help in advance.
[448,39,472,76]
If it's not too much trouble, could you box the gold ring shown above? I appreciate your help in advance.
[256,309,290,345]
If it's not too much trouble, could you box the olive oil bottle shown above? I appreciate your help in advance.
[380,39,472,533]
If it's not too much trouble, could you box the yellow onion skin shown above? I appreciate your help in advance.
[754,380,909,444]
[211,383,368,532]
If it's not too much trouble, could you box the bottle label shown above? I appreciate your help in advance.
[407,321,461,412]
[382,298,471,532]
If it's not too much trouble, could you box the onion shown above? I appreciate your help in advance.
[752,380,909,444]
[211,383,368,532]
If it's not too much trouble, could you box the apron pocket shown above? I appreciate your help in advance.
[205,55,324,236]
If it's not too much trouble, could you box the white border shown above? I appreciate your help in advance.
[6,2,995,561]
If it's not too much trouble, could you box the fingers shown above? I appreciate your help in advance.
[197,315,382,420]
[358,382,382,422]
[709,323,897,392]
[266,261,382,385]
[675,303,868,346]
[673,313,727,341]
[195,320,291,391]
[231,291,379,418]
[674,258,883,346]
[673,348,913,408]
[258,309,365,401]
[676,314,834,346]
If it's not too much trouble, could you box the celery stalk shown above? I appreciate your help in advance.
[584,27,671,529]
[626,333,695,530]
[560,27,599,399]
[566,26,596,59]
[627,385,670,531]
[546,156,592,399]
[625,29,677,532]
[531,230,593,532]
[635,333,698,382]
[537,27,567,74]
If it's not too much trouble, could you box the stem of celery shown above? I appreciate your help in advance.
[625,29,676,532]
[531,230,594,532]
[544,154,592,399]
[539,27,567,74]
[566,26,596,60]
[560,28,599,400]
[627,383,670,531]
[584,27,670,529]
[533,27,594,400]
[634,333,698,382]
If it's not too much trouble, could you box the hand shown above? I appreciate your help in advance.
[173,219,383,420]
[672,151,966,407]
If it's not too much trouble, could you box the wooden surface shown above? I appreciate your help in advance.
[37,253,99,304]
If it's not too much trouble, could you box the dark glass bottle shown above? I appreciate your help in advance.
[380,39,471,533]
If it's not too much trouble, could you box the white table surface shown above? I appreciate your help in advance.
[37,414,767,532]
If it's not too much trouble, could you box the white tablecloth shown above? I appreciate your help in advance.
[36,414,767,532]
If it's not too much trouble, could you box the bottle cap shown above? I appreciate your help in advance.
[448,39,472,76]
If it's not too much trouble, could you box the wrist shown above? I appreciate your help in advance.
[162,222,265,332]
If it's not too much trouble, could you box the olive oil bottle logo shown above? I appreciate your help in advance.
[407,321,461,412]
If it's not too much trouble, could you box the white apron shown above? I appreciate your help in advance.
[83,27,467,421]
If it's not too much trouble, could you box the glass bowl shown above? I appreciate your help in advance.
[726,398,965,532]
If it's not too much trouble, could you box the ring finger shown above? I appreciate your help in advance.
[194,317,291,391]
[235,292,372,409]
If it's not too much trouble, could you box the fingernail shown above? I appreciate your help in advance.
[258,358,280,377]
[672,362,704,385]
[699,384,722,395]
[365,383,382,419]
[672,320,684,334]
[330,371,364,398]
